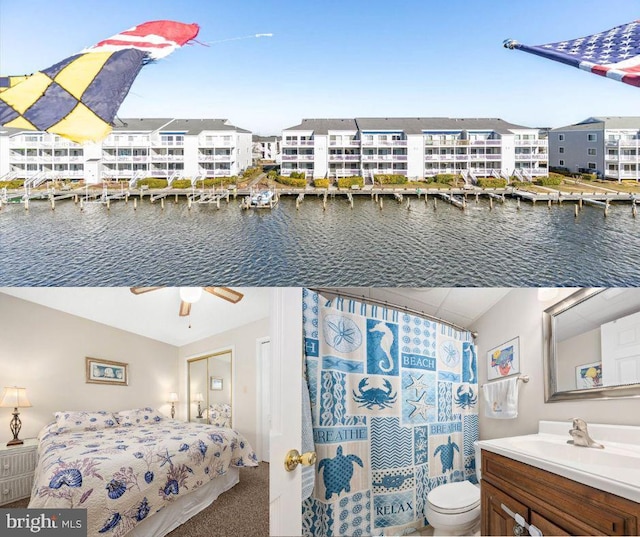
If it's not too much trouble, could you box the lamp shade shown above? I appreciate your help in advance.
[179,287,202,304]
[193,392,204,402]
[168,392,179,403]
[0,387,32,408]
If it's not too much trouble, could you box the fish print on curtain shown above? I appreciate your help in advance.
[302,290,479,537]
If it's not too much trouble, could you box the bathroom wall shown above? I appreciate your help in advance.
[0,293,179,443]
[471,288,640,440]
[178,317,269,452]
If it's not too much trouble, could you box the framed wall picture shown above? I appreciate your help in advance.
[487,336,520,380]
[576,361,603,389]
[210,377,223,391]
[86,357,128,386]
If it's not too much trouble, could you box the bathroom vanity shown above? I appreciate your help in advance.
[478,421,640,536]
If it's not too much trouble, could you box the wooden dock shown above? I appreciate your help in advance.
[2,184,640,219]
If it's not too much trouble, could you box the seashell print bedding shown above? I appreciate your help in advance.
[29,419,258,536]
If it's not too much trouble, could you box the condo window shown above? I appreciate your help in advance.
[588,134,597,142]
[588,148,596,156]
[559,159,565,166]
[558,134,564,141]
[559,147,564,153]
[588,162,597,169]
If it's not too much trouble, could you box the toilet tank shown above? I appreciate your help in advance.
[473,441,481,481]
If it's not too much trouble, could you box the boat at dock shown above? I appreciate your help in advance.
[242,190,277,209]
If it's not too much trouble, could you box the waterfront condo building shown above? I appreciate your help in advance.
[280,117,548,181]
[0,118,252,184]
[548,117,640,181]
[252,135,281,164]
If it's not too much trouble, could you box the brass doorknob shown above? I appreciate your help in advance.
[284,449,317,472]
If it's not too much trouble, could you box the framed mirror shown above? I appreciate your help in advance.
[187,349,233,426]
[543,288,640,402]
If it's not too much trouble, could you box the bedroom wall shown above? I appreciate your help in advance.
[0,293,179,443]
[178,317,269,453]
[471,288,640,441]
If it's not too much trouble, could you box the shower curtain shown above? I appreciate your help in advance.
[302,289,479,537]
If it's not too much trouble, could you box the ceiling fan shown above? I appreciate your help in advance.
[130,287,244,316]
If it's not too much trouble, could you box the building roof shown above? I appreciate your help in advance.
[552,116,640,132]
[283,118,359,134]
[0,118,251,137]
[282,117,538,134]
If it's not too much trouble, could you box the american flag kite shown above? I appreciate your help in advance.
[504,20,640,88]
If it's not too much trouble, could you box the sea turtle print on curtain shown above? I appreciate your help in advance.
[302,290,479,537]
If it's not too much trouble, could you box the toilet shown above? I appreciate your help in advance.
[425,442,482,536]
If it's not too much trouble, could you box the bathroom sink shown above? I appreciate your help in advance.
[477,421,640,502]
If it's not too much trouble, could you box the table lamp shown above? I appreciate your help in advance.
[194,392,204,418]
[0,386,32,446]
[168,392,178,419]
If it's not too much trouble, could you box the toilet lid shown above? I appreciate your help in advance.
[427,481,480,514]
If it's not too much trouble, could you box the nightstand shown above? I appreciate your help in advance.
[0,438,38,506]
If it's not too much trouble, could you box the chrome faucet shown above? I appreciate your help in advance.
[567,418,604,449]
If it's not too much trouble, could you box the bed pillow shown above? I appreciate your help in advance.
[117,407,164,426]
[53,410,119,433]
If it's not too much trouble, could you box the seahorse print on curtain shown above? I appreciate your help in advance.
[302,289,479,537]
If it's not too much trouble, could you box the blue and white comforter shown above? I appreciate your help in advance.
[29,421,258,536]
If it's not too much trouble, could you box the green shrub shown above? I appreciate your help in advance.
[314,179,330,188]
[433,174,461,185]
[195,177,238,188]
[535,176,563,186]
[337,176,364,189]
[374,174,408,185]
[275,175,307,187]
[0,180,25,189]
[289,171,306,180]
[241,167,262,180]
[267,170,279,179]
[138,178,168,189]
[580,173,598,181]
[171,179,192,189]
[477,178,507,188]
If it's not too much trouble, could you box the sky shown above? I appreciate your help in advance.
[1,0,640,135]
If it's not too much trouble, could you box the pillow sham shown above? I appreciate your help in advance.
[53,410,119,433]
[117,407,164,426]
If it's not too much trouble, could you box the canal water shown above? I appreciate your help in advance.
[1,195,639,286]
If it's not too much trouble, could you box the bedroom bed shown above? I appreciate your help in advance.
[28,409,258,537]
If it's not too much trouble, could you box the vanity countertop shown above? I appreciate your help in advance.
[477,420,640,503]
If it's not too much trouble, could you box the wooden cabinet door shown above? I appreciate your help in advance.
[530,511,570,536]
[482,480,529,536]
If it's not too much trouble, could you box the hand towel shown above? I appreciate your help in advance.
[482,377,519,419]
[301,378,315,500]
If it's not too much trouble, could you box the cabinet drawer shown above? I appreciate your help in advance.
[0,449,37,478]
[0,474,34,506]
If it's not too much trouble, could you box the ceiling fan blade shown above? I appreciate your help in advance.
[204,287,244,304]
[130,287,164,295]
[179,301,191,317]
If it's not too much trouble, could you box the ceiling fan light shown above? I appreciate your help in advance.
[179,287,202,304]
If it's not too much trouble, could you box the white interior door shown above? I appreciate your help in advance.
[260,338,271,462]
[269,288,303,536]
[601,310,640,386]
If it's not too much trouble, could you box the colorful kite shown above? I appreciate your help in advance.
[0,20,199,143]
[504,20,640,88]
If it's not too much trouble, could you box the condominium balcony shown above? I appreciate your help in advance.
[361,140,407,146]
[282,140,314,147]
[103,140,150,147]
[514,140,546,146]
[606,139,640,147]
[281,154,314,161]
[328,154,361,162]
[329,140,360,147]
[605,154,639,161]
[198,155,232,162]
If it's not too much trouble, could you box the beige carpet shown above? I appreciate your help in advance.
[5,463,269,537]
